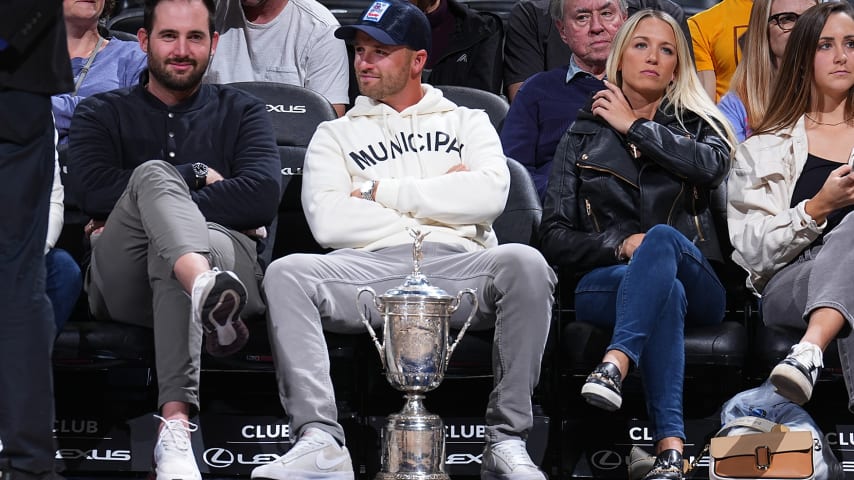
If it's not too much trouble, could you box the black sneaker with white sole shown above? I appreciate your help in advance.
[191,268,248,357]
[770,342,823,405]
[581,361,623,411]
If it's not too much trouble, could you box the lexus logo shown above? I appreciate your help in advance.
[266,105,307,114]
[591,449,622,470]
[203,448,235,468]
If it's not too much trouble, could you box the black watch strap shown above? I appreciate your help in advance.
[192,163,208,189]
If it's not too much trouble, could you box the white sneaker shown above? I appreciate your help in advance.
[152,415,201,480]
[191,268,248,357]
[481,438,546,480]
[770,341,824,404]
[251,428,353,480]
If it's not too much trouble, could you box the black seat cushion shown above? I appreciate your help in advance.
[561,320,748,372]
[753,323,842,374]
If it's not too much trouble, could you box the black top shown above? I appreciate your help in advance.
[790,153,854,246]
[422,0,503,94]
[67,71,281,233]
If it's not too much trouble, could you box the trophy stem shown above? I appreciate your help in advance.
[401,394,428,415]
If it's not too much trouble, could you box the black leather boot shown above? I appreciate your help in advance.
[642,449,683,480]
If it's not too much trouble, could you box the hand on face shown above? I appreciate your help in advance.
[591,80,638,134]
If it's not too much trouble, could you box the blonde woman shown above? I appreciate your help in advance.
[729,1,854,410]
[718,0,817,141]
[540,10,735,480]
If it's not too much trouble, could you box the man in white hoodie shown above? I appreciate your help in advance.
[252,1,556,479]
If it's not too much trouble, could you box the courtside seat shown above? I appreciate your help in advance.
[558,261,751,378]
[751,322,843,379]
[436,84,509,132]
[318,0,371,25]
[106,7,144,36]
[200,81,338,371]
[443,157,543,378]
[227,81,338,262]
[458,0,517,24]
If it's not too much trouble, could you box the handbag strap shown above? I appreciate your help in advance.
[717,416,787,436]
[72,36,105,96]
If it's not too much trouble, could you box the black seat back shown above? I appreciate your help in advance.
[227,81,338,262]
[436,84,509,132]
[106,7,144,36]
[494,157,542,246]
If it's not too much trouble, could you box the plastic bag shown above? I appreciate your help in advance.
[720,380,842,480]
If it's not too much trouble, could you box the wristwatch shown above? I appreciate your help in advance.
[192,162,208,189]
[359,180,376,201]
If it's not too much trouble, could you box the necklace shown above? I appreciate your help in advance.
[805,113,852,126]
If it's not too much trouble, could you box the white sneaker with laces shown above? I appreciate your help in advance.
[481,438,546,480]
[251,427,354,480]
[770,341,824,405]
[152,415,201,480]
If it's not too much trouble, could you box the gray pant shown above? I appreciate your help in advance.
[263,242,556,444]
[762,211,854,411]
[87,160,265,410]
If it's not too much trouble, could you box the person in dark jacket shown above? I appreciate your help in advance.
[413,0,504,94]
[539,10,734,480]
[0,1,72,478]
[66,0,280,478]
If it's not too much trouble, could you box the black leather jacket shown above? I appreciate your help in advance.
[540,102,732,273]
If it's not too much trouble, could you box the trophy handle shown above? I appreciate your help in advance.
[445,288,478,367]
[357,287,386,370]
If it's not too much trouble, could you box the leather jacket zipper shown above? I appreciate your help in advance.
[584,198,601,232]
[691,186,706,242]
[577,158,639,189]
[666,182,684,226]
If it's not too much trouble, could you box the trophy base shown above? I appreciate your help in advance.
[375,472,450,480]
[376,399,449,480]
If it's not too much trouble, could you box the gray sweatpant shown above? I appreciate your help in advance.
[762,211,854,411]
[86,160,265,411]
[263,242,556,445]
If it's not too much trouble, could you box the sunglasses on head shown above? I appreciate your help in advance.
[768,11,799,32]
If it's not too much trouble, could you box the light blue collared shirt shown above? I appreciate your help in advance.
[566,55,603,84]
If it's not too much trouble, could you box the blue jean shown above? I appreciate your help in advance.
[45,248,83,334]
[575,225,725,442]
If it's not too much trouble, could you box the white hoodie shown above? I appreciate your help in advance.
[302,84,510,252]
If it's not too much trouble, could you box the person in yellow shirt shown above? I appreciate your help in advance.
[688,0,752,101]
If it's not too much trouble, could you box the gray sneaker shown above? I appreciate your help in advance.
[251,428,353,480]
[770,341,823,404]
[191,268,248,357]
[481,439,546,480]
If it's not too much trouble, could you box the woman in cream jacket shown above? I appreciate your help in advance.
[728,1,854,412]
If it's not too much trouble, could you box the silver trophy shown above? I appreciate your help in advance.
[357,229,478,480]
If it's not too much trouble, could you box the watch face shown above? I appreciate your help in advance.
[193,163,207,177]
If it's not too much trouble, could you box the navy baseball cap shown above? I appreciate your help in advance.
[334,0,431,56]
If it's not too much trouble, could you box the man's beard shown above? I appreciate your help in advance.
[148,54,209,92]
[356,55,412,101]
